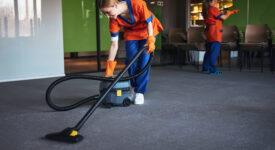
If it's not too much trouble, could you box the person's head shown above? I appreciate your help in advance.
[98,0,120,19]
[202,0,217,19]
[208,0,217,6]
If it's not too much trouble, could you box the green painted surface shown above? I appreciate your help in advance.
[224,0,275,41]
[62,0,97,53]
[223,0,248,31]
[153,6,162,50]
[249,0,275,30]
[99,12,111,51]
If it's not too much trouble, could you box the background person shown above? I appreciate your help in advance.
[202,0,239,75]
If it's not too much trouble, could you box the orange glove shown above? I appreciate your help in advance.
[105,60,117,77]
[227,9,240,16]
[145,36,156,54]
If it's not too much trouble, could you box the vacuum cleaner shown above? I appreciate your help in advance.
[45,46,153,143]
[100,79,134,107]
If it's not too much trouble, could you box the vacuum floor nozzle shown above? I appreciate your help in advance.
[45,128,83,143]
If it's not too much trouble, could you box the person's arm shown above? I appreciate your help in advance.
[105,19,120,77]
[220,14,230,20]
[135,0,156,54]
[147,22,153,36]
[220,9,240,20]
[108,40,119,61]
[145,21,156,54]
[105,40,118,77]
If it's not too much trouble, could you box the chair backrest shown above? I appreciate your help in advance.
[187,27,205,44]
[222,25,239,43]
[245,24,271,43]
[168,28,186,43]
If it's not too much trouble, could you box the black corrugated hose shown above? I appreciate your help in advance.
[45,46,153,111]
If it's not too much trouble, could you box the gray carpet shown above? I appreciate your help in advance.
[0,66,275,150]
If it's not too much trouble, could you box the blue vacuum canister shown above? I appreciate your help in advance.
[99,80,134,107]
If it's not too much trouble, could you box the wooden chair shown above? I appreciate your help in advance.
[239,24,272,72]
[162,28,187,65]
[175,27,206,70]
[220,25,240,70]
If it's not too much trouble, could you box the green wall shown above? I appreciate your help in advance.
[224,0,275,37]
[62,0,162,53]
[249,0,275,30]
[62,0,97,53]
[99,12,111,51]
[153,6,162,50]
[223,0,248,31]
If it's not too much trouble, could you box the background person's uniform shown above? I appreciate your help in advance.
[109,0,163,93]
[203,6,223,73]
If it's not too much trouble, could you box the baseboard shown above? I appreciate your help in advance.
[0,74,65,83]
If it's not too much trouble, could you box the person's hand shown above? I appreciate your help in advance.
[227,9,240,16]
[105,60,117,77]
[145,36,156,54]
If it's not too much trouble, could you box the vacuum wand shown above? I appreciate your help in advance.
[74,46,148,131]
[45,46,150,143]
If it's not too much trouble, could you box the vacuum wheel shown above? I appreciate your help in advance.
[123,98,131,107]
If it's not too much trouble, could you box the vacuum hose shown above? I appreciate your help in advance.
[45,46,153,143]
[45,47,154,111]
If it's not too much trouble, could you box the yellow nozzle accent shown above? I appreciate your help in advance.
[70,130,78,136]
[117,90,122,96]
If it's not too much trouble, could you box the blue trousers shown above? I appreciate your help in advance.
[202,42,221,72]
[125,39,151,94]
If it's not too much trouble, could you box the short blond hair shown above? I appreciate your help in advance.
[98,0,119,9]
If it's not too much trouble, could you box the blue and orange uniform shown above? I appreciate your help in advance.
[109,0,163,93]
[203,6,223,74]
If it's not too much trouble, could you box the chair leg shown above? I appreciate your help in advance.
[191,51,194,64]
[244,51,248,69]
[192,51,195,67]
[239,49,242,72]
[247,52,250,68]
[220,50,223,67]
[175,48,177,65]
[191,50,196,69]
[261,49,264,73]
[189,51,192,64]
[251,52,254,66]
[185,51,188,64]
[228,50,231,71]
[177,48,183,66]
[269,47,273,73]
[273,48,275,74]
[272,48,274,74]
[245,51,248,70]
[197,51,200,71]
[248,51,251,70]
